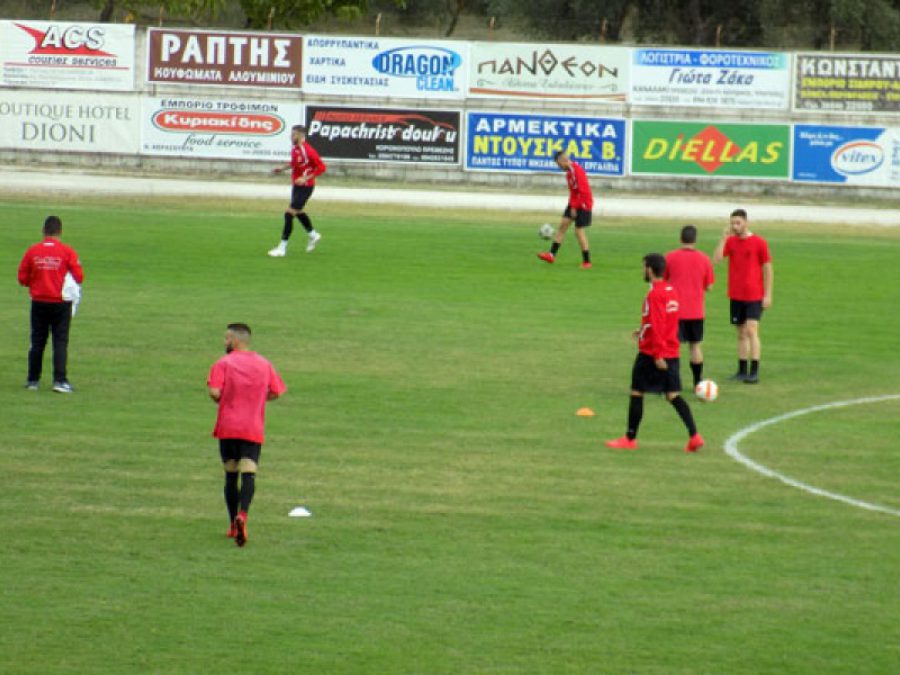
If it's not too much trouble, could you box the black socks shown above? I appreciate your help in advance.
[224,472,239,522]
[690,362,703,388]
[239,473,256,513]
[550,242,560,256]
[281,212,293,240]
[669,395,698,437]
[627,395,643,440]
[298,212,313,233]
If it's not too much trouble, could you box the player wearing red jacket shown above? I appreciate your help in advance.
[538,150,594,269]
[18,216,84,394]
[606,254,704,453]
[712,208,774,384]
[269,125,327,257]
[208,323,286,547]
[665,225,714,388]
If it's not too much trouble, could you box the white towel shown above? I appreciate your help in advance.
[62,272,81,316]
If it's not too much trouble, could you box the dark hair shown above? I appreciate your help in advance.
[730,208,748,219]
[43,215,62,236]
[292,125,307,134]
[643,253,666,278]
[226,323,252,340]
[553,150,566,161]
[680,224,697,244]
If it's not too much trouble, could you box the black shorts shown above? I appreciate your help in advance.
[562,206,592,228]
[631,353,683,394]
[730,300,763,325]
[679,319,705,343]
[219,439,262,465]
[290,185,314,211]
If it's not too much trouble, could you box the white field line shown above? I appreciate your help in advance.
[724,394,900,517]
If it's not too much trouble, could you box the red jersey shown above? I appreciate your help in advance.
[664,248,714,320]
[18,237,84,303]
[638,280,681,360]
[565,161,593,211]
[291,141,326,186]
[208,350,287,444]
[723,234,771,301]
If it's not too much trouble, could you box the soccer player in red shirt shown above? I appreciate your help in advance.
[17,215,84,394]
[208,323,287,547]
[665,225,714,389]
[713,209,774,384]
[606,254,704,453]
[269,124,327,257]
[537,150,594,269]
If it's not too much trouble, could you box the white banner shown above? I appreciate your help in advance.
[469,42,629,101]
[0,20,135,90]
[0,89,139,153]
[302,35,468,100]
[630,48,791,109]
[140,97,302,160]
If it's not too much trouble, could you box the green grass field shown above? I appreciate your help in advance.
[1,196,898,674]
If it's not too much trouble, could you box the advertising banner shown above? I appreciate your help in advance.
[302,35,467,99]
[468,42,628,101]
[465,112,625,175]
[146,28,302,88]
[632,120,790,178]
[793,124,900,187]
[631,48,790,109]
[0,20,135,90]
[140,97,301,159]
[0,89,139,153]
[794,53,900,113]
[305,106,460,164]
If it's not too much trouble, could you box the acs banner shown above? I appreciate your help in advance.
[0,20,135,90]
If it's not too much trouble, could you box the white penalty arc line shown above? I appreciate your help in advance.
[724,394,900,518]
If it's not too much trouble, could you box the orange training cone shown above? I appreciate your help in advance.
[576,407,595,417]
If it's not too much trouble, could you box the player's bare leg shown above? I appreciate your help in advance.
[574,227,591,269]
[743,319,761,383]
[689,342,704,388]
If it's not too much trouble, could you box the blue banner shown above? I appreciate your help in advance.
[465,112,625,175]
[792,124,900,187]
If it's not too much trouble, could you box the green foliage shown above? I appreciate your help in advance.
[1,196,899,673]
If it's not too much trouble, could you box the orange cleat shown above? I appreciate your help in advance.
[580,262,593,269]
[226,523,237,538]
[537,252,555,264]
[234,512,248,547]
[685,434,705,453]
[605,436,638,450]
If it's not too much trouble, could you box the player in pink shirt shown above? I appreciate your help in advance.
[665,225,714,389]
[208,323,287,546]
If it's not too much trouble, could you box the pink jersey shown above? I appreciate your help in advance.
[664,248,714,320]
[208,350,286,444]
[723,234,771,301]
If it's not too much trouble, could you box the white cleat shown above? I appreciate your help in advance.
[306,232,321,253]
[268,247,286,257]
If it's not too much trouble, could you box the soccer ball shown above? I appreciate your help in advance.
[695,380,718,402]
[538,223,555,240]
